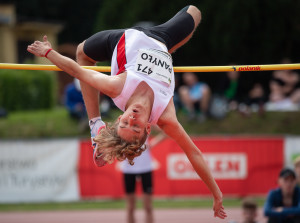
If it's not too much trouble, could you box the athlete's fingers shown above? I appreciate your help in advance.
[43,35,48,42]
[214,209,227,219]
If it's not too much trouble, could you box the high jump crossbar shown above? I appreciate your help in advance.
[0,63,300,72]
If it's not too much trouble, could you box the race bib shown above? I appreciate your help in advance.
[135,49,173,85]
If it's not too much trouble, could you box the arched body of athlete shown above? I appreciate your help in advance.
[27,5,226,219]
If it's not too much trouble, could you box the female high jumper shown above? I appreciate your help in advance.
[27,5,227,219]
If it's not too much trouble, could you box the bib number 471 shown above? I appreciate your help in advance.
[137,64,153,75]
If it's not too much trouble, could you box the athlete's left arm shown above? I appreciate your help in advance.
[157,99,226,219]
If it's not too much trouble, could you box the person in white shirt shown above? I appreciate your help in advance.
[120,133,165,223]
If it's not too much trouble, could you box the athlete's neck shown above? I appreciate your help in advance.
[125,81,154,118]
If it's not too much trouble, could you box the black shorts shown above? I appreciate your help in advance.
[83,5,195,62]
[123,171,153,194]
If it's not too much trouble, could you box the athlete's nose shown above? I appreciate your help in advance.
[128,115,135,125]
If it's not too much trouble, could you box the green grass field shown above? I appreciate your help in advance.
[1,106,300,139]
[0,198,266,212]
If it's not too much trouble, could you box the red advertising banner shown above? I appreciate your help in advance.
[78,137,283,198]
[78,141,124,198]
[151,137,283,197]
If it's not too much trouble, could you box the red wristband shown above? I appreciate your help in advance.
[45,48,53,58]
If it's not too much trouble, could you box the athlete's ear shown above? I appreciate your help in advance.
[117,115,122,122]
[145,122,151,135]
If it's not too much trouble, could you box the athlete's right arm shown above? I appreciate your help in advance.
[27,36,122,98]
[158,99,226,219]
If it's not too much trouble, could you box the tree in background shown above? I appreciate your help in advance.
[2,0,299,101]
[4,0,102,43]
[6,0,300,66]
[94,0,300,67]
[92,0,300,97]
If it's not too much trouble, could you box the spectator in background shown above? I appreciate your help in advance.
[0,107,7,118]
[173,73,183,113]
[264,168,300,223]
[120,133,165,223]
[229,198,261,223]
[64,78,88,130]
[294,157,300,186]
[217,70,242,111]
[210,70,242,120]
[98,93,113,118]
[178,72,211,122]
[241,83,267,116]
[267,59,300,111]
[240,198,261,223]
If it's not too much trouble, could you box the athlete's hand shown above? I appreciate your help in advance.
[27,35,52,57]
[213,197,227,219]
[89,118,107,167]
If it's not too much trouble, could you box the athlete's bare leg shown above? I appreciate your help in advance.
[76,41,100,119]
[169,5,201,54]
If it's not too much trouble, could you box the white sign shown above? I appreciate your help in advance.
[0,139,80,203]
[284,137,300,168]
[135,48,173,85]
[167,153,247,180]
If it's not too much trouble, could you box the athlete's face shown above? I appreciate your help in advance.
[117,108,151,142]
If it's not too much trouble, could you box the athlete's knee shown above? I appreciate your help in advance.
[76,41,85,61]
[76,41,95,64]
[187,5,201,28]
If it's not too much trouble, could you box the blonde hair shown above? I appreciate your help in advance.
[93,121,148,165]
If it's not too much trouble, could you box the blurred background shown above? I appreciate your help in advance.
[0,0,300,223]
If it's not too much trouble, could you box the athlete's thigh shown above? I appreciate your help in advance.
[83,29,125,62]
